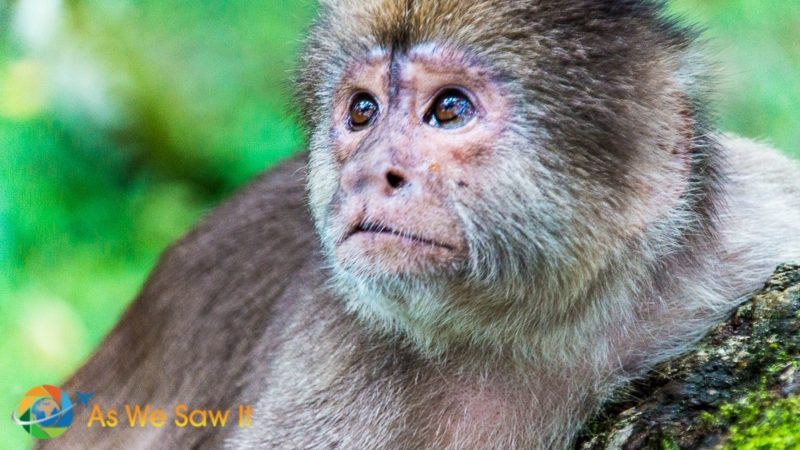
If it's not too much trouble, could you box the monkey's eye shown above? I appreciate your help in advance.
[348,93,379,130]
[425,89,475,129]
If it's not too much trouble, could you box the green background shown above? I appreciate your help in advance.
[0,1,798,448]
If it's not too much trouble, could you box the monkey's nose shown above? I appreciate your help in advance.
[385,169,409,190]
[339,161,414,197]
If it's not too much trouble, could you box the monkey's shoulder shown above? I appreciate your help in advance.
[149,153,318,295]
[720,135,800,231]
[715,135,800,289]
[723,135,800,193]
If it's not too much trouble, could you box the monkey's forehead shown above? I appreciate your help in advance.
[302,0,692,89]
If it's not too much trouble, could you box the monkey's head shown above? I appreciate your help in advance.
[297,0,717,356]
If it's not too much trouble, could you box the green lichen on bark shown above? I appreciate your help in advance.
[577,263,800,450]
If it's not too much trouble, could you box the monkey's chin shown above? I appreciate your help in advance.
[335,230,461,277]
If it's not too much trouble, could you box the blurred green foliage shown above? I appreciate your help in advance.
[0,0,797,448]
[670,0,800,158]
[1,1,315,447]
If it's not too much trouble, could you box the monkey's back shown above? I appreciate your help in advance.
[39,154,323,449]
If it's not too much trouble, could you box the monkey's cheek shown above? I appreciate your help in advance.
[335,232,459,277]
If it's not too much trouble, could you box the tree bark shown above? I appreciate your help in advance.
[578,263,800,449]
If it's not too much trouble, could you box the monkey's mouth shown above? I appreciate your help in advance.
[345,221,455,250]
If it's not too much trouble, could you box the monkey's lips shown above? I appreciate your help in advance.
[336,221,462,274]
[345,222,455,250]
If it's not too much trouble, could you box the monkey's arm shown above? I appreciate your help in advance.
[39,154,317,449]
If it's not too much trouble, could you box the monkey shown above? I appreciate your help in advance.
[39,0,800,449]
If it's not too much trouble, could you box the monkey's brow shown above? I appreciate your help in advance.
[388,48,403,103]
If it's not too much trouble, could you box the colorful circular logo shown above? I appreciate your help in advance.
[12,385,75,439]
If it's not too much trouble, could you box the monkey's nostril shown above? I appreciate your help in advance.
[385,170,407,190]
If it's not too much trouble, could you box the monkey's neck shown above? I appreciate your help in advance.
[339,239,720,371]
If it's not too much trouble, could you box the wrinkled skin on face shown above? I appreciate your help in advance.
[328,45,512,279]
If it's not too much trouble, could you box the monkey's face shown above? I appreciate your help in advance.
[310,45,518,282]
[307,40,691,327]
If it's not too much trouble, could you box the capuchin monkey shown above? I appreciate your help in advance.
[42,0,800,449]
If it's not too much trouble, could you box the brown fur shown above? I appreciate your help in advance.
[41,1,800,449]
